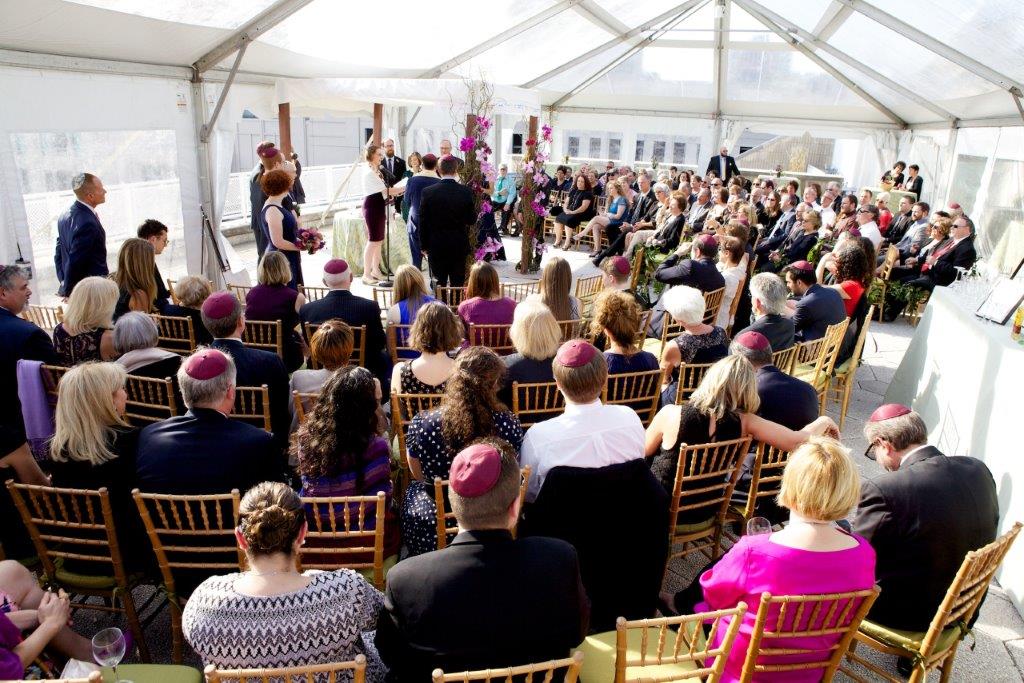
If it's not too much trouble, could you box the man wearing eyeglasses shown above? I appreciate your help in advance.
[899,216,976,291]
[854,204,882,249]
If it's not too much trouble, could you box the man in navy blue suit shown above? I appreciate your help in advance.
[647,235,725,339]
[783,261,846,342]
[136,348,281,494]
[200,291,290,449]
[735,272,795,352]
[55,173,108,297]
[404,153,441,270]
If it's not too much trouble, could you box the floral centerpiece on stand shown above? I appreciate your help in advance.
[517,122,554,274]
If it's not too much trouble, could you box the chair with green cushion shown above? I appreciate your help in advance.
[829,306,875,431]
[579,606,746,683]
[666,436,751,574]
[6,483,157,662]
[842,522,1022,683]
[104,664,202,682]
[724,443,791,541]
[299,492,393,589]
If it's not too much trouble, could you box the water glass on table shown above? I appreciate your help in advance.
[92,627,132,683]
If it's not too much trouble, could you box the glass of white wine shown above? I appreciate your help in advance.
[92,627,132,683]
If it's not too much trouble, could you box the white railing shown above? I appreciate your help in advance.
[223,163,362,221]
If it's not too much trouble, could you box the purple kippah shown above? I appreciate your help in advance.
[450,443,502,498]
[610,256,630,276]
[257,146,279,159]
[869,404,912,423]
[324,259,349,275]
[422,153,437,164]
[789,260,814,272]
[555,340,598,368]
[697,234,718,250]
[184,349,229,380]
[734,331,770,351]
[201,291,237,319]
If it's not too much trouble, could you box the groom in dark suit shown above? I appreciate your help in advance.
[55,172,108,297]
[419,155,476,287]
[705,145,741,182]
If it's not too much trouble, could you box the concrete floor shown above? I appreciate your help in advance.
[92,232,1024,679]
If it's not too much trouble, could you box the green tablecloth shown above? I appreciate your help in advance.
[331,210,412,276]
[102,664,201,682]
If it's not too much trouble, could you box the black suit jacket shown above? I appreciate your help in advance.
[738,314,795,352]
[419,179,475,258]
[135,408,280,494]
[376,529,589,682]
[854,446,999,631]
[299,290,387,378]
[925,236,976,287]
[904,175,923,198]
[381,155,407,212]
[706,154,741,181]
[627,190,658,227]
[886,211,913,243]
[55,201,108,296]
[0,307,58,441]
[755,210,796,256]
[653,214,686,253]
[687,200,713,233]
[793,284,846,341]
[209,338,290,447]
[755,365,818,430]
[654,255,725,292]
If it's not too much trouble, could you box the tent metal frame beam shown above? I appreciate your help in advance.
[736,0,956,124]
[192,0,314,74]
[520,0,705,89]
[199,42,248,143]
[834,0,1024,94]
[573,0,630,36]
[420,0,583,79]
[712,0,728,118]
[812,2,853,42]
[549,105,904,130]
[736,1,905,127]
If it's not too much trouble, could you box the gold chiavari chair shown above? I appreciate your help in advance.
[124,374,179,426]
[22,304,63,333]
[830,306,875,430]
[791,319,849,414]
[299,492,389,589]
[390,392,445,474]
[152,314,196,355]
[724,443,790,541]
[432,653,582,683]
[292,390,319,426]
[205,657,366,683]
[558,318,583,342]
[501,280,540,302]
[40,364,69,407]
[703,287,726,325]
[511,380,565,429]
[434,285,467,309]
[433,465,530,550]
[372,285,395,313]
[602,369,662,427]
[227,284,252,304]
[467,323,515,355]
[386,322,416,365]
[575,274,604,317]
[673,362,717,405]
[874,245,900,321]
[241,319,283,359]
[298,284,330,302]
[629,247,646,290]
[771,346,798,374]
[725,275,746,335]
[230,385,271,432]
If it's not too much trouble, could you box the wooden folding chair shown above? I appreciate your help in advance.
[205,655,366,683]
[667,437,752,569]
[703,287,726,325]
[292,390,320,426]
[133,489,243,664]
[511,380,565,428]
[575,274,604,317]
[830,306,875,430]
[907,291,930,327]
[579,606,748,683]
[7,483,154,661]
[790,319,849,414]
[725,443,791,541]
[390,392,444,474]
[298,284,330,302]
[432,652,583,683]
[386,322,416,364]
[124,374,179,426]
[231,385,271,432]
[167,278,178,304]
[304,322,366,369]
[725,275,746,335]
[501,280,540,302]
[467,323,515,355]
[673,361,716,405]
[874,246,899,321]
[842,522,1022,683]
[227,284,253,304]
[372,285,395,313]
[152,314,196,355]
[242,319,283,359]
[645,313,684,358]
[741,587,880,682]
[22,304,63,333]
[771,346,798,374]
[434,465,530,550]
[602,369,662,427]
[40,364,68,407]
[629,247,646,290]
[558,318,583,341]
[434,285,467,309]
[299,492,388,589]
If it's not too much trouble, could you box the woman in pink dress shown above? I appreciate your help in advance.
[695,437,876,682]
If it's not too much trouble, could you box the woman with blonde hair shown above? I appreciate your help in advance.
[52,275,119,364]
[245,251,306,372]
[526,256,580,321]
[646,354,838,497]
[458,261,517,333]
[390,301,461,395]
[112,237,159,319]
[499,301,562,405]
[164,275,214,345]
[386,264,434,328]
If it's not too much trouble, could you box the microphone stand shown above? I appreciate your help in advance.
[378,160,397,287]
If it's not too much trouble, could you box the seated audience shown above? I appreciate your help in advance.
[204,291,290,446]
[899,215,976,292]
[657,286,730,403]
[891,202,931,260]
[890,217,950,281]
[163,275,214,346]
[763,209,819,272]
[113,312,182,379]
[296,366,399,557]
[783,261,846,342]
[526,256,581,320]
[673,437,875,682]
[289,319,354,431]
[390,302,460,395]
[499,301,561,407]
[385,264,434,330]
[611,181,668,258]
[520,340,645,502]
[646,355,838,498]
[637,192,687,256]
[136,218,172,309]
[855,405,998,633]
[301,259,388,386]
[401,347,523,556]
[183,482,384,677]
[591,290,658,374]
[736,272,795,351]
[377,440,588,679]
[716,236,746,329]
[245,251,306,373]
[552,174,595,249]
[574,178,627,256]
[112,237,163,320]
[885,196,914,243]
[458,261,517,337]
[53,275,119,365]
[136,348,280,494]
[648,235,725,340]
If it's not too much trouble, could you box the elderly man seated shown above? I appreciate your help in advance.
[736,272,795,352]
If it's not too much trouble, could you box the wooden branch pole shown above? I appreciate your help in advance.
[277,102,292,156]
[372,103,383,146]
[518,115,540,274]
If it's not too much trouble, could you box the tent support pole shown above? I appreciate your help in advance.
[189,73,224,288]
[278,102,292,156]
[1012,89,1024,126]
[200,41,246,143]
[373,104,384,146]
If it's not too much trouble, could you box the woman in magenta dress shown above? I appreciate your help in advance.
[359,144,405,285]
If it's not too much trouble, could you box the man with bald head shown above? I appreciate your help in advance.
[55,172,108,296]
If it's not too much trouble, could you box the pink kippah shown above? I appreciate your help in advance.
[610,256,630,276]
[734,331,770,351]
[324,259,349,275]
[697,234,718,249]
[257,146,279,159]
[201,291,237,319]
[869,404,912,422]
[555,340,598,368]
[789,260,814,272]
[450,443,502,498]
[949,202,961,210]
[184,349,229,380]
[422,153,437,164]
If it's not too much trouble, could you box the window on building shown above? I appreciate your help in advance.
[511,133,523,154]
[652,141,667,163]
[609,138,621,160]
[589,137,602,158]
[567,136,580,157]
[673,142,687,163]
[634,139,645,162]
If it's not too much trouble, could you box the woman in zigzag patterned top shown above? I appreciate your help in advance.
[182,482,385,681]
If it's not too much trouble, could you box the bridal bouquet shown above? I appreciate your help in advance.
[295,227,326,255]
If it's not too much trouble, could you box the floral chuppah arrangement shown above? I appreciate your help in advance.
[517,122,554,273]
[457,116,505,262]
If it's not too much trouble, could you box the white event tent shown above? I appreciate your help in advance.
[0,0,1022,288]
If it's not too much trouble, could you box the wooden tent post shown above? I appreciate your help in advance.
[277,102,292,156]
[373,103,383,146]
[518,115,540,274]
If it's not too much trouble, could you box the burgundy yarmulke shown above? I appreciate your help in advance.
[555,340,598,368]
[184,349,229,380]
[610,256,630,276]
[441,154,456,163]
[257,146,279,159]
[450,443,502,498]
[734,331,770,351]
[869,404,912,423]
[201,291,237,319]
[324,259,349,275]
[789,260,814,272]
[848,227,862,237]
[422,153,437,164]
[697,234,718,250]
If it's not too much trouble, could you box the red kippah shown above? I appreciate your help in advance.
[450,443,502,498]
[869,404,912,422]
[184,349,229,380]
[201,291,237,319]
[324,259,349,275]
[610,256,630,276]
[555,340,598,368]
[789,260,814,272]
[734,331,770,351]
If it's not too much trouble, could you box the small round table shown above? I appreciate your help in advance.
[332,210,413,276]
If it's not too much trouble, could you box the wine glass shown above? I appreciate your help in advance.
[746,516,773,536]
[92,627,132,683]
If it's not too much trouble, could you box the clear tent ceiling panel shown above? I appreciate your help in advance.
[64,0,278,29]
[725,49,865,109]
[590,0,697,28]
[745,0,832,34]
[812,49,936,123]
[534,42,635,94]
[571,47,715,100]
[727,5,783,43]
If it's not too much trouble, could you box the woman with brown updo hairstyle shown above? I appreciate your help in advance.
[182,482,386,677]
[260,167,304,290]
[591,290,659,375]
[400,346,524,556]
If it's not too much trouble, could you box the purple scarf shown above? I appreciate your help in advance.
[17,360,54,460]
